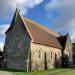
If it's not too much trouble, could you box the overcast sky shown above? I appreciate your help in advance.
[0,0,75,51]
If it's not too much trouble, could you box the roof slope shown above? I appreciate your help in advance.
[22,17,62,49]
[23,17,60,37]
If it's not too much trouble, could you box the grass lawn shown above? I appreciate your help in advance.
[12,68,71,75]
[56,70,75,75]
[1,68,75,75]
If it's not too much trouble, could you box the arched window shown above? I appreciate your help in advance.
[55,53,57,60]
[38,50,41,58]
[36,47,42,58]
[14,34,20,55]
[15,34,19,42]
[51,52,52,59]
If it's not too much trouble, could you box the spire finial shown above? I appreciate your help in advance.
[16,3,20,12]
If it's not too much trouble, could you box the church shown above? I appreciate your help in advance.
[4,8,73,71]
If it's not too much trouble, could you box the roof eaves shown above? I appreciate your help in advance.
[32,42,62,49]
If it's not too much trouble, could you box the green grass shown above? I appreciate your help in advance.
[13,69,70,75]
[56,70,75,75]
[1,68,75,75]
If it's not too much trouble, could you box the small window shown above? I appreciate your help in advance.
[55,53,57,60]
[51,52,52,59]
[14,34,20,55]
[36,47,42,58]
[15,34,20,42]
[38,50,41,58]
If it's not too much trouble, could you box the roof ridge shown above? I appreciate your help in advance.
[23,17,60,37]
[22,16,62,49]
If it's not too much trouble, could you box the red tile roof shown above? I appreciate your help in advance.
[22,17,62,49]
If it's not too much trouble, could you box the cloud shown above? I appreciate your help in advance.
[0,24,10,34]
[0,42,4,51]
[45,0,75,42]
[0,24,10,50]
[0,24,10,44]
[0,0,44,22]
[68,19,75,41]
[45,0,75,10]
[9,0,43,14]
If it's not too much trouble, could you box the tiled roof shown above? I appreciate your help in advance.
[23,17,60,37]
[22,17,62,49]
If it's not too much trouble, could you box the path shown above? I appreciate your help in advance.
[0,71,15,75]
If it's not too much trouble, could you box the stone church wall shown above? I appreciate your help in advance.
[30,43,62,71]
[4,14,31,71]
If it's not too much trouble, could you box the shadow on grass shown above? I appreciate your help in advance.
[0,67,71,72]
[0,66,75,75]
[0,67,25,72]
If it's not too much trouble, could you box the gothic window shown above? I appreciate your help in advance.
[38,50,41,58]
[14,34,20,55]
[51,52,52,59]
[36,47,42,58]
[55,53,57,60]
[15,34,19,42]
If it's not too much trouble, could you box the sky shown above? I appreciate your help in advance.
[0,0,75,51]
